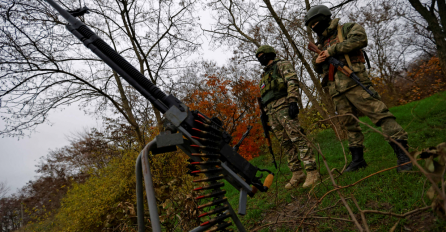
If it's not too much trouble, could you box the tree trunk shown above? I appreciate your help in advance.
[433,33,446,75]
[262,0,324,106]
[408,0,446,75]
[153,108,163,132]
[113,71,145,147]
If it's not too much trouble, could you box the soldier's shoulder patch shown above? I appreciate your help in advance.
[261,83,265,89]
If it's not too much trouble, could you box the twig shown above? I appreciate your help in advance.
[296,144,364,232]
[252,216,351,231]
[421,178,428,207]
[351,194,371,232]
[362,206,431,218]
[251,221,313,231]
[274,213,280,225]
[328,116,348,172]
[275,140,284,206]
[441,162,446,207]
[307,216,353,222]
[298,194,316,218]
[317,160,420,204]
[389,219,400,232]
[311,198,351,214]
[308,168,343,195]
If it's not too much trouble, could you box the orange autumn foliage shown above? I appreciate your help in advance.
[399,56,446,105]
[183,75,263,160]
[371,56,446,107]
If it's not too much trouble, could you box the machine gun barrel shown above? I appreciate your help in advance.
[43,0,270,193]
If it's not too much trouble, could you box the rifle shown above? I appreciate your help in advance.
[43,1,273,231]
[308,42,378,98]
[257,97,278,169]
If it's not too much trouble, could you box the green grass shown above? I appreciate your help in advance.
[223,91,446,231]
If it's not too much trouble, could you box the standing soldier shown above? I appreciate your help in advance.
[304,5,412,172]
[256,45,320,189]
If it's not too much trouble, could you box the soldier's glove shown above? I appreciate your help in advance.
[288,102,300,119]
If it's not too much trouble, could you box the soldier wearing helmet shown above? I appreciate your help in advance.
[256,45,320,189]
[304,5,412,172]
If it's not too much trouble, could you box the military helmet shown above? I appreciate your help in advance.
[255,45,276,57]
[304,5,332,27]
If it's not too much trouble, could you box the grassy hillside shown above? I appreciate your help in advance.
[224,91,446,231]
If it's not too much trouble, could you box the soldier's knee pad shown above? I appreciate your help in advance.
[281,139,294,148]
[346,124,361,132]
[380,117,404,136]
[376,116,396,127]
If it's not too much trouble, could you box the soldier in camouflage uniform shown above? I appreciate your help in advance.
[304,5,412,172]
[256,45,320,189]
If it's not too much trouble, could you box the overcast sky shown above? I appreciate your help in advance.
[0,104,100,196]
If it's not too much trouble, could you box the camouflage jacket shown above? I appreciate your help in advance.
[259,59,301,114]
[312,18,372,97]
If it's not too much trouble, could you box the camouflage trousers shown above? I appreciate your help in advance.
[268,107,316,171]
[333,85,408,147]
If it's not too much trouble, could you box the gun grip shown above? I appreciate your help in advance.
[250,174,274,197]
[263,174,274,189]
[251,185,258,195]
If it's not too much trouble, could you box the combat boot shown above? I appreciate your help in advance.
[302,170,321,188]
[344,147,367,172]
[285,170,306,189]
[389,140,412,172]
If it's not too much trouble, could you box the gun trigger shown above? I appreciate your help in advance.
[258,168,273,175]
[256,173,263,179]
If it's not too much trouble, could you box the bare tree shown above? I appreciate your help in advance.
[0,182,9,200]
[406,0,446,74]
[347,0,409,106]
[0,0,200,146]
[0,182,18,232]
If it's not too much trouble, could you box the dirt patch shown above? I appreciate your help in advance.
[401,211,438,231]
[365,200,393,211]
[250,196,320,231]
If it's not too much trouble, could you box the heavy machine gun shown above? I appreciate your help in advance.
[43,1,274,231]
